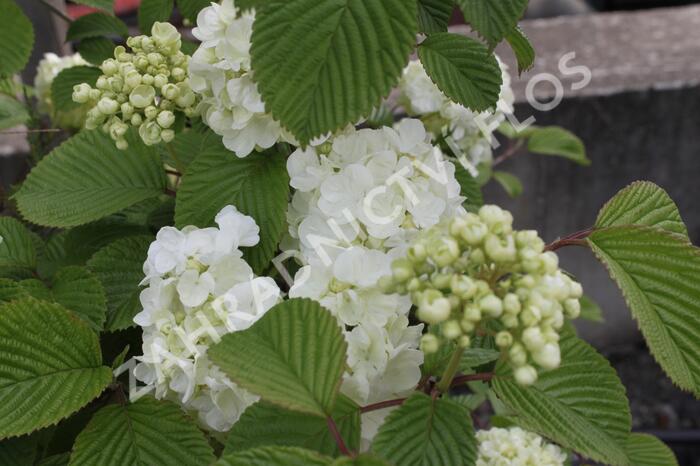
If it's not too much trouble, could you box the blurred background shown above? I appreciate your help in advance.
[2,0,699,464]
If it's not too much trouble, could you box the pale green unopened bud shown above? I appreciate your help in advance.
[520,305,542,327]
[430,272,451,290]
[153,74,168,89]
[144,105,158,120]
[460,318,475,333]
[532,343,561,370]
[407,243,427,263]
[430,237,459,267]
[462,304,481,323]
[101,59,118,75]
[131,113,143,126]
[129,84,155,108]
[151,21,180,48]
[540,251,559,274]
[89,89,101,101]
[522,327,545,351]
[139,121,162,146]
[120,102,134,118]
[96,76,109,90]
[509,343,527,366]
[142,74,154,85]
[419,291,451,325]
[161,129,175,142]
[72,83,91,103]
[569,281,583,299]
[479,294,503,318]
[391,258,414,283]
[420,334,440,354]
[496,331,513,348]
[514,365,538,386]
[171,67,185,81]
[162,83,179,100]
[503,293,521,314]
[443,320,461,340]
[484,234,517,263]
[451,275,476,299]
[175,89,195,107]
[457,335,471,348]
[156,110,175,128]
[97,97,119,115]
[502,314,519,328]
[115,138,128,150]
[563,298,581,319]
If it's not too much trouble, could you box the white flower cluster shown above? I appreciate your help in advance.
[133,205,281,432]
[398,58,515,171]
[286,119,466,443]
[190,0,284,157]
[476,427,567,466]
[384,205,582,386]
[72,22,198,149]
[34,52,89,128]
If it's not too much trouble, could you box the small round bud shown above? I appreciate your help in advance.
[162,83,179,100]
[479,294,503,318]
[97,97,119,115]
[503,293,521,314]
[171,67,185,81]
[72,83,91,103]
[96,76,109,90]
[564,298,581,319]
[496,331,513,348]
[156,110,175,128]
[430,272,451,290]
[420,334,440,354]
[522,327,545,351]
[391,258,414,283]
[569,281,583,299]
[442,320,462,340]
[89,89,101,101]
[418,291,451,325]
[509,343,527,366]
[540,251,559,274]
[131,113,143,126]
[101,59,118,76]
[514,365,538,386]
[144,105,158,120]
[484,234,517,263]
[462,304,481,323]
[532,343,561,370]
[451,275,476,300]
[124,70,142,89]
[161,128,175,142]
[520,305,542,327]
[407,243,427,263]
[129,84,155,108]
[458,335,471,348]
[175,89,196,107]
[153,73,168,89]
[115,138,128,150]
[142,74,154,85]
[430,237,460,267]
[138,121,162,146]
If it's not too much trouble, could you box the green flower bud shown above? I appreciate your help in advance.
[563,298,581,319]
[540,251,559,274]
[161,128,175,142]
[97,97,119,115]
[175,89,196,107]
[457,335,471,348]
[151,21,180,48]
[459,318,475,333]
[430,272,451,290]
[503,293,521,314]
[72,83,92,103]
[509,343,527,367]
[131,113,143,126]
[156,110,175,128]
[115,138,129,150]
[129,84,155,108]
[144,105,158,120]
[101,59,118,76]
[171,67,185,82]
[569,281,583,299]
[496,331,513,348]
[450,275,476,300]
[407,242,427,263]
[520,305,542,327]
[406,277,422,292]
[391,258,414,283]
[442,320,461,340]
[154,74,168,89]
[479,294,503,318]
[430,237,460,267]
[142,74,154,85]
[96,76,109,90]
[514,365,538,386]
[522,327,545,351]
[462,304,481,323]
[124,70,142,89]
[502,314,519,328]
[420,334,440,354]
[138,121,162,146]
[532,343,560,370]
[113,45,127,60]
[418,290,451,325]
[484,234,517,263]
[162,83,179,100]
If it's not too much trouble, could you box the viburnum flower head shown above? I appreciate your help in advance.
[286,119,466,444]
[190,0,288,157]
[133,204,281,431]
[382,204,582,386]
[34,52,89,128]
[398,57,515,172]
[72,22,199,149]
[476,427,567,465]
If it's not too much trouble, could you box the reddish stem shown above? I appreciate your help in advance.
[164,188,177,197]
[493,139,525,166]
[544,227,594,252]
[326,416,353,457]
[450,372,494,387]
[360,398,407,414]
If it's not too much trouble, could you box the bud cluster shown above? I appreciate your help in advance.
[382,205,582,386]
[72,22,199,149]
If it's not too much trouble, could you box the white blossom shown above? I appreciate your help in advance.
[134,204,281,432]
[398,58,515,170]
[285,120,465,445]
[476,427,567,466]
[190,0,286,157]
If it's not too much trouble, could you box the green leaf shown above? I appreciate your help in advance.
[225,395,360,456]
[0,279,27,303]
[332,455,392,466]
[527,126,590,165]
[0,0,34,77]
[0,94,30,130]
[251,0,418,144]
[625,433,678,466]
[453,163,483,213]
[15,130,167,228]
[39,453,70,466]
[418,0,454,34]
[418,32,502,112]
[175,143,289,274]
[492,333,630,465]
[217,446,333,466]
[0,299,111,439]
[492,170,523,198]
[51,66,102,111]
[505,26,535,74]
[0,217,40,278]
[176,0,210,22]
[457,0,528,46]
[139,0,174,33]
[25,266,108,331]
[160,128,219,171]
[209,298,347,417]
[78,37,116,66]
[595,181,688,237]
[587,226,700,397]
[66,13,128,42]
[70,0,113,12]
[579,295,604,323]
[461,347,500,372]
[69,396,215,466]
[372,392,477,466]
[87,235,152,331]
